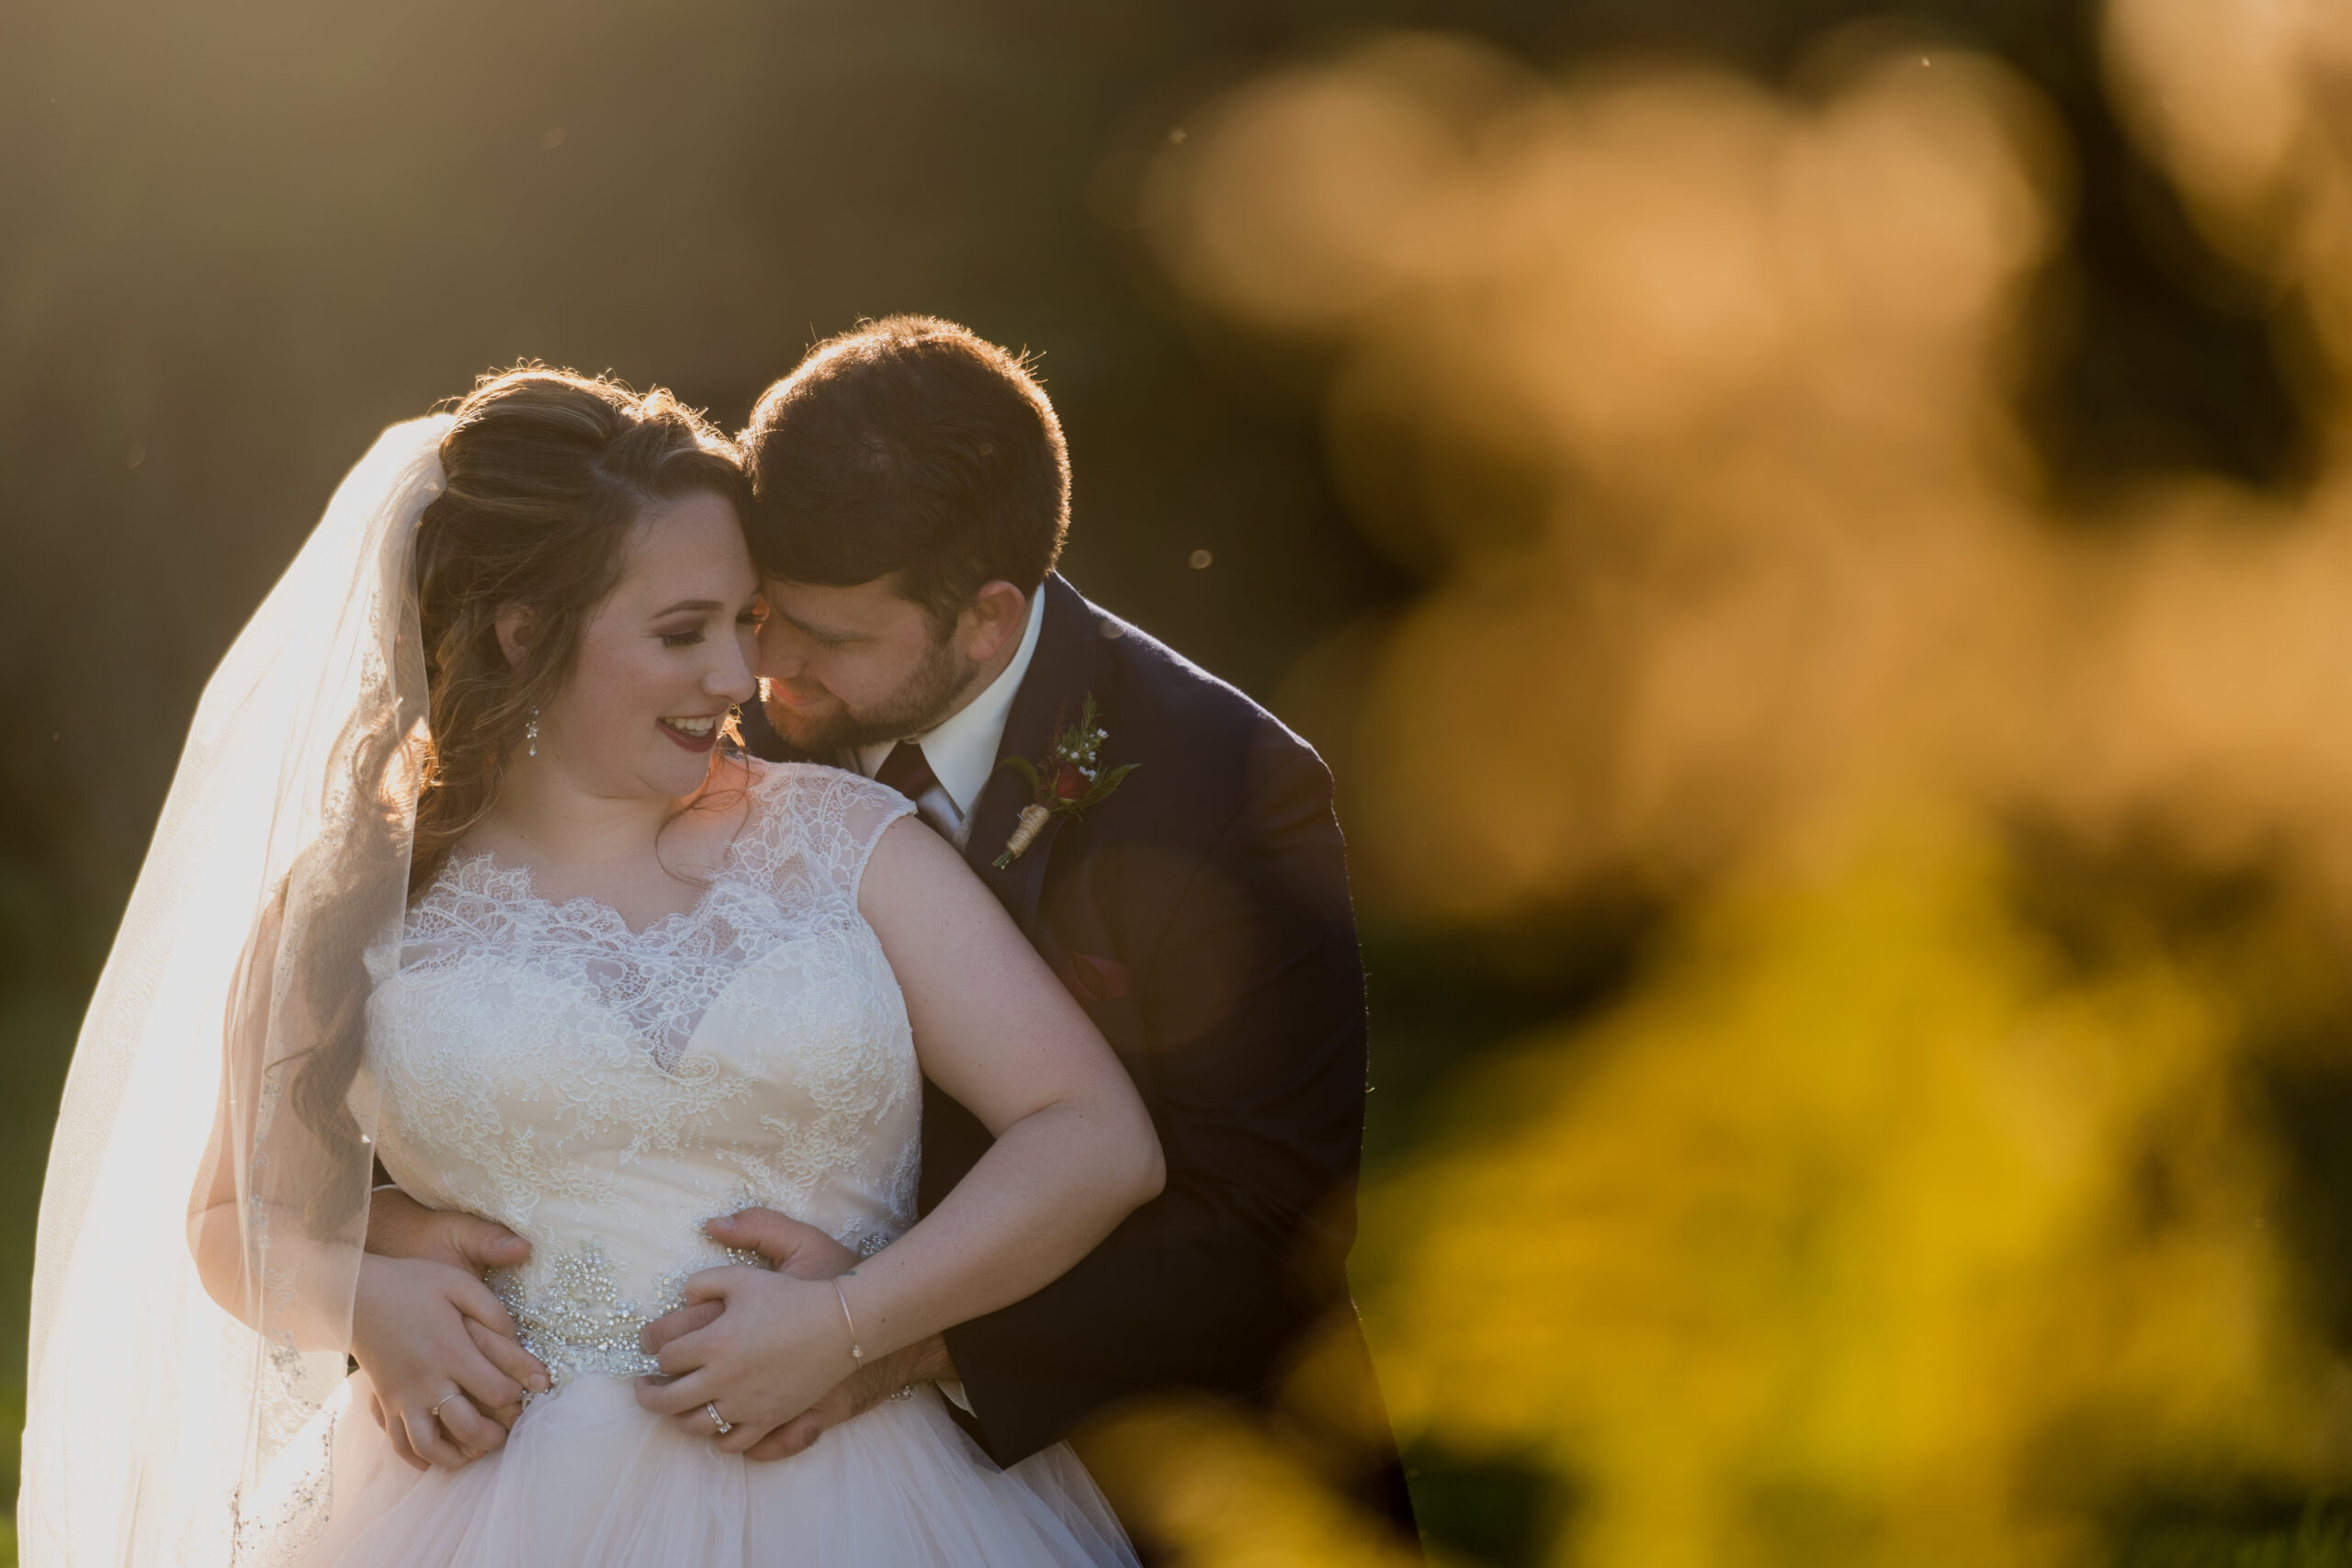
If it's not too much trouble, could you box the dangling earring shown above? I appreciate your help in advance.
[525,707,540,759]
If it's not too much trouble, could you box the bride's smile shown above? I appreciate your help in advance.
[657,713,723,750]
[499,485,762,807]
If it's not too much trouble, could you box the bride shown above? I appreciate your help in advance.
[19,367,1161,1566]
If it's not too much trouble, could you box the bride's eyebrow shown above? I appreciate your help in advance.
[650,598,723,618]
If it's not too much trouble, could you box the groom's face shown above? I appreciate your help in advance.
[756,575,973,753]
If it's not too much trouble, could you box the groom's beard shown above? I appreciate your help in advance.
[762,633,972,756]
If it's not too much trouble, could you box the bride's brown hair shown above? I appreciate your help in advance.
[251,369,740,1200]
[409,365,746,900]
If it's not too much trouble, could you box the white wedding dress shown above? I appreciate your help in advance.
[270,760,1136,1568]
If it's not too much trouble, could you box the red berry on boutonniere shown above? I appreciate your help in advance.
[994,695,1138,869]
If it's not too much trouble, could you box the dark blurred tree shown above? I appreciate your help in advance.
[0,0,2311,886]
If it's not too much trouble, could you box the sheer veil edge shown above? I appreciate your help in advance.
[20,415,451,1568]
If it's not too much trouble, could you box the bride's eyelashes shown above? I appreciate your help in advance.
[659,607,764,649]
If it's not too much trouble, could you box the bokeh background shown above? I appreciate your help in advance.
[13,0,2352,1563]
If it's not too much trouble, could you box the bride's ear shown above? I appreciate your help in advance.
[494,604,536,667]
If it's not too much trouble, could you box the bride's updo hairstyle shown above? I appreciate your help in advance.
[409,366,745,899]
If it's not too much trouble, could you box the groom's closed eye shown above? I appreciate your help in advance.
[775,613,862,649]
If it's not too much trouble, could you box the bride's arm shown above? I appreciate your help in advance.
[635,818,1163,1440]
[184,887,354,1343]
[856,817,1168,1333]
[191,1099,544,1471]
[186,896,544,1469]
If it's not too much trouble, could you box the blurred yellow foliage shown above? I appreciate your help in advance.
[1114,6,2352,1563]
[1371,820,2345,1565]
[1087,1403,1432,1568]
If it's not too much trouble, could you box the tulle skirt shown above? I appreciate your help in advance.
[277,1373,1137,1567]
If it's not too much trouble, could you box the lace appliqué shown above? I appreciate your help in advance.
[230,1413,336,1568]
[368,762,922,1377]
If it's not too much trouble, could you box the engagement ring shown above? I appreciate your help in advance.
[706,1402,733,1436]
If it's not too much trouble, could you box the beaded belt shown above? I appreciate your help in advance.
[488,1238,764,1386]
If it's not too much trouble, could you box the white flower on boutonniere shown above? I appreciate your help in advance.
[994,694,1137,869]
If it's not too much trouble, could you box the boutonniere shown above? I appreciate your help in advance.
[994,695,1137,869]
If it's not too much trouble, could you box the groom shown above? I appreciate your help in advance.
[372,316,1417,1551]
[695,315,1416,1549]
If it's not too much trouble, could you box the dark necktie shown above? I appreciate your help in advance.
[875,741,961,840]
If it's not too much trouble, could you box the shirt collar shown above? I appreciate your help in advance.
[854,587,1046,814]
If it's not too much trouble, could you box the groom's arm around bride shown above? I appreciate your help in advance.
[723,319,1419,1549]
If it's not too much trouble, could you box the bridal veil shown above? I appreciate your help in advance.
[20,416,450,1566]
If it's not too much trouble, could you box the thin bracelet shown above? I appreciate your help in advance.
[831,1278,865,1368]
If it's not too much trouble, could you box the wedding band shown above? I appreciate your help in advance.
[706,1402,733,1436]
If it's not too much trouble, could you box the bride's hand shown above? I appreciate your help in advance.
[631,1266,860,1450]
[362,1185,550,1464]
[350,1253,550,1471]
[636,1210,920,1461]
[637,1208,859,1352]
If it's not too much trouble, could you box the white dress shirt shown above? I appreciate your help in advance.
[854,589,1046,848]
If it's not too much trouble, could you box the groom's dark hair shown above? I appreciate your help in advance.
[740,316,1069,627]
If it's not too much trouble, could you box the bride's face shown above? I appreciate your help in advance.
[527,490,763,801]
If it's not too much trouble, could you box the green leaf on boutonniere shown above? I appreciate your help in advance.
[999,754,1043,795]
[1073,762,1138,812]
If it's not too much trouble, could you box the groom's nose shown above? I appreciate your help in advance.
[754,627,808,682]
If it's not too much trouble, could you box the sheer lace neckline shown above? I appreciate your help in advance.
[440,823,749,943]
[396,763,913,1072]
[418,838,760,1073]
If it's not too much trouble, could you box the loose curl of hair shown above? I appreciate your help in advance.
[408,365,748,901]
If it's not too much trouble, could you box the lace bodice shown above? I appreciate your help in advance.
[365,761,917,1385]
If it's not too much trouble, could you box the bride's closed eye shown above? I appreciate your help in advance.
[661,606,763,648]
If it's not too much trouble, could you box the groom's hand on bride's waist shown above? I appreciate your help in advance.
[741,1336,956,1461]
[367,1184,533,1276]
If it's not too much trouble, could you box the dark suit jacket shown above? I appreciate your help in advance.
[753,574,1417,1544]
[942,576,1414,1539]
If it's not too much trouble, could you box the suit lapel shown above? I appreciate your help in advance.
[963,574,1098,935]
